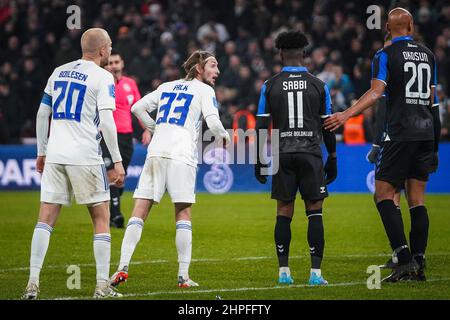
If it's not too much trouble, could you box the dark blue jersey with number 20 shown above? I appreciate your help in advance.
[372,36,437,142]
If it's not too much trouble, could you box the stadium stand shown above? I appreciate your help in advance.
[0,0,449,144]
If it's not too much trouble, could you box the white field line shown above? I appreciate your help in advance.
[52,277,450,300]
[1,252,449,273]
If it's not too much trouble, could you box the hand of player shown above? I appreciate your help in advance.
[366,144,380,164]
[222,131,231,147]
[323,112,349,132]
[324,156,337,185]
[255,162,269,184]
[430,152,439,173]
[112,162,126,187]
[36,156,46,174]
[142,129,152,145]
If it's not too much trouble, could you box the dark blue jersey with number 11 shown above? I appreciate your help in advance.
[372,36,437,142]
[257,66,332,156]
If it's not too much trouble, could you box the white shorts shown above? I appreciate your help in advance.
[40,163,110,206]
[134,157,196,203]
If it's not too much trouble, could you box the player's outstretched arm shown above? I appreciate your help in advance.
[321,123,337,184]
[367,101,385,163]
[324,80,386,132]
[99,109,125,187]
[36,103,52,173]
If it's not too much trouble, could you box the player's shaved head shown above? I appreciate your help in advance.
[80,28,112,67]
[387,7,414,37]
[81,28,110,55]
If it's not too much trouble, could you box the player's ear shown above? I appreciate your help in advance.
[99,46,105,58]
[385,22,390,35]
[195,63,203,75]
[408,21,414,35]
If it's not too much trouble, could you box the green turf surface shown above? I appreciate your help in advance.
[1,192,449,300]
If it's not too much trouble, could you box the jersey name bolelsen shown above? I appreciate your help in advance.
[44,59,116,165]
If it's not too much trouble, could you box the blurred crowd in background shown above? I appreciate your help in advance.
[0,0,449,144]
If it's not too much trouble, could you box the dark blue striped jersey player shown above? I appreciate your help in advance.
[255,66,337,201]
[371,35,440,187]
[257,66,333,157]
[372,36,438,142]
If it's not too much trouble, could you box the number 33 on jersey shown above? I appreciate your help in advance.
[136,78,220,167]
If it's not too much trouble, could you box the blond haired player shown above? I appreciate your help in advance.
[110,50,230,288]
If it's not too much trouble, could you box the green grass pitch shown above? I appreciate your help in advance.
[1,192,449,300]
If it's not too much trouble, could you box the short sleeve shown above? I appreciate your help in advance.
[320,83,333,118]
[256,81,270,117]
[432,57,437,87]
[371,50,389,84]
[41,71,54,107]
[201,85,219,119]
[44,73,52,95]
[97,72,116,111]
[430,55,439,107]
[138,86,160,113]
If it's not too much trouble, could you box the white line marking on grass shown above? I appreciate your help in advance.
[0,259,169,273]
[2,253,449,273]
[51,277,450,300]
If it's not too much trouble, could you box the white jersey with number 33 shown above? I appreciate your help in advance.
[138,78,219,167]
[42,59,116,165]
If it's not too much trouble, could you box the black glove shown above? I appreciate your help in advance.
[430,152,439,173]
[324,156,337,185]
[366,144,380,164]
[255,162,269,184]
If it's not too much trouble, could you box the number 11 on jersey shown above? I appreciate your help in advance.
[287,91,304,129]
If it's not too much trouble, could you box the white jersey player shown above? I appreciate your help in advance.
[110,50,230,288]
[22,28,125,300]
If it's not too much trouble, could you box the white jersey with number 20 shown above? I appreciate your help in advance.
[42,59,115,165]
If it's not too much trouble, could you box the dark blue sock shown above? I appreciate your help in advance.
[274,215,292,267]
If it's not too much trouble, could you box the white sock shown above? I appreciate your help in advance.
[93,233,111,285]
[311,268,321,277]
[176,220,192,279]
[279,267,291,276]
[118,217,144,270]
[29,222,53,285]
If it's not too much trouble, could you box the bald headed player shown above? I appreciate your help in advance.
[23,28,125,299]
[325,8,440,282]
